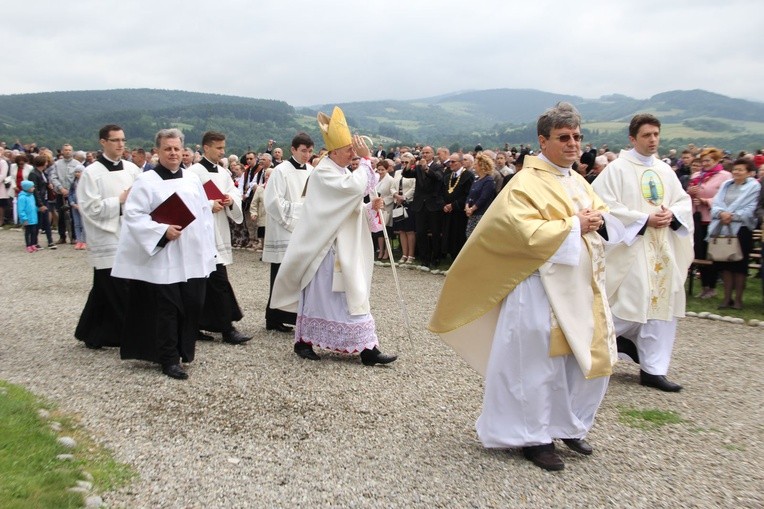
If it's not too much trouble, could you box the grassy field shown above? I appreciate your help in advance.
[0,381,134,509]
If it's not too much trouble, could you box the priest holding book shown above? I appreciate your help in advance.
[187,131,251,345]
[112,128,217,380]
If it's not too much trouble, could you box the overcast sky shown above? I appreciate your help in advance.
[4,0,762,106]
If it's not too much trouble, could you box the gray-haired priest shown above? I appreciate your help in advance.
[271,107,397,366]
[112,128,217,380]
[430,103,625,471]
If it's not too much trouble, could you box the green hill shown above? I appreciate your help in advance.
[1,88,762,154]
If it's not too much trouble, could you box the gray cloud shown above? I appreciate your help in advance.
[4,0,762,105]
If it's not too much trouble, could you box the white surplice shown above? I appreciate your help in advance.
[262,159,311,263]
[187,160,243,266]
[111,169,217,284]
[78,158,141,269]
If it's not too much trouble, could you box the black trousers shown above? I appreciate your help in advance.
[56,195,71,240]
[120,278,205,366]
[266,262,296,325]
[441,210,468,260]
[414,208,443,265]
[694,219,718,288]
[199,264,243,332]
[75,268,129,347]
[24,224,39,247]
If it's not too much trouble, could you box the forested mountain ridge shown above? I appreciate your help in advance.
[1,88,762,153]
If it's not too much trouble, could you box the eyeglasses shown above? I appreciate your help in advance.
[107,138,127,143]
[449,160,460,164]
[550,134,583,143]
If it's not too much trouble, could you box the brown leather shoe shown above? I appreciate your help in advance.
[561,438,593,455]
[522,443,564,471]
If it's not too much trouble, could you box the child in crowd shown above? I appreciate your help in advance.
[17,180,39,252]
[28,155,55,249]
[69,167,86,249]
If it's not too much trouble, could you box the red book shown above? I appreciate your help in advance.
[203,179,226,201]
[150,192,196,229]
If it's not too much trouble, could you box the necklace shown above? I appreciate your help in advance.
[447,171,462,194]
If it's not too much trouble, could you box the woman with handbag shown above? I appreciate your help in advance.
[687,147,731,299]
[391,153,417,264]
[706,158,760,309]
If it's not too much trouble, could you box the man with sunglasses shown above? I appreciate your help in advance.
[592,114,693,393]
[430,102,625,471]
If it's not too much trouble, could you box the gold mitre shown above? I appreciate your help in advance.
[317,106,352,151]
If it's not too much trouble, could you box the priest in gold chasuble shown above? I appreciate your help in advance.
[429,103,625,471]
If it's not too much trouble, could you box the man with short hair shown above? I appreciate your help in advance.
[132,148,155,172]
[112,128,217,380]
[263,132,314,332]
[402,145,444,268]
[181,147,194,169]
[50,143,85,244]
[436,147,450,166]
[441,152,474,260]
[592,114,694,392]
[75,124,141,349]
[187,131,250,344]
[430,102,624,471]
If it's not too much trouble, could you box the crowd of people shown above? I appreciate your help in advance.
[1,104,763,472]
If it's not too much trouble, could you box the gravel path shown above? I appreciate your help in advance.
[0,228,762,508]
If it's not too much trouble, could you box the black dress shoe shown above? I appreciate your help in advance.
[84,342,102,350]
[294,341,320,360]
[197,331,215,341]
[161,363,189,380]
[561,438,593,455]
[222,327,252,344]
[522,443,564,471]
[640,370,682,392]
[616,336,639,363]
[360,347,397,366]
[266,322,294,333]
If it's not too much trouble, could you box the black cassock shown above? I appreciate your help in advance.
[75,268,129,347]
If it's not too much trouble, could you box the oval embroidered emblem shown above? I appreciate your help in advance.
[640,170,664,206]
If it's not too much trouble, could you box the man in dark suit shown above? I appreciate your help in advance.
[441,152,475,261]
[131,148,155,172]
[402,146,444,267]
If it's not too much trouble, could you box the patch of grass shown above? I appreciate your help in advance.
[685,273,763,321]
[618,407,684,429]
[722,443,746,452]
[0,380,135,509]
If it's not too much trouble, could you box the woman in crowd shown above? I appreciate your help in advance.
[374,159,395,261]
[464,153,497,238]
[687,147,732,299]
[250,167,273,252]
[391,152,417,264]
[228,161,249,248]
[707,158,760,309]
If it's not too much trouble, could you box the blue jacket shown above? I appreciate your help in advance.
[17,189,39,225]
[707,177,761,240]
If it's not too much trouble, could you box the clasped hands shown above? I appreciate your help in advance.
[577,208,603,235]
[647,206,674,229]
